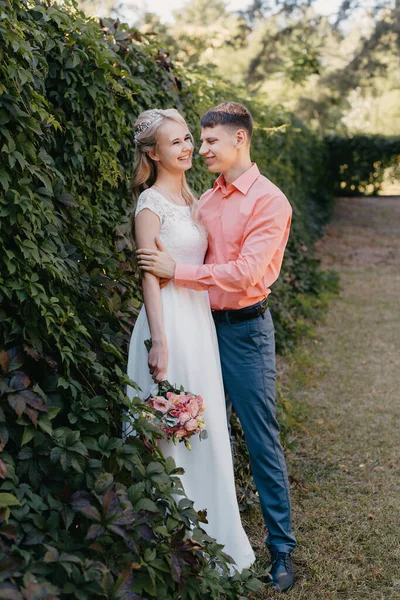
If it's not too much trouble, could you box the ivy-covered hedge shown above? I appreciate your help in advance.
[325,134,400,196]
[0,2,264,597]
[0,0,336,597]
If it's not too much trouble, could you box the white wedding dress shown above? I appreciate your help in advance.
[125,188,255,572]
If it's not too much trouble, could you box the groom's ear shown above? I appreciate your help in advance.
[235,129,247,148]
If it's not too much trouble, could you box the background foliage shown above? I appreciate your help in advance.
[112,0,400,139]
[325,134,400,196]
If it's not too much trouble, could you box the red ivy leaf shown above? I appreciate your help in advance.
[44,545,60,563]
[0,524,18,541]
[7,350,24,372]
[171,554,182,583]
[114,510,136,526]
[8,394,26,416]
[197,509,208,524]
[137,524,154,541]
[9,373,30,391]
[20,390,47,412]
[21,581,59,599]
[86,524,105,540]
[0,351,10,374]
[71,492,101,521]
[70,490,91,508]
[44,355,58,370]
[23,407,38,426]
[0,427,9,452]
[0,583,23,600]
[107,524,135,549]
[76,504,101,520]
[102,489,118,516]
[0,459,7,479]
[23,345,40,361]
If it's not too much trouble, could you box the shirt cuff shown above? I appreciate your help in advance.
[174,263,203,288]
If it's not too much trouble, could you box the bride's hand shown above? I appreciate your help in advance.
[148,340,168,382]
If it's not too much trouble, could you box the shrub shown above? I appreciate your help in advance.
[325,134,400,196]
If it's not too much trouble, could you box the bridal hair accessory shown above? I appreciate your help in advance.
[133,110,163,142]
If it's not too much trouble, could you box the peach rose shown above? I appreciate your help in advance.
[174,428,188,439]
[167,393,182,406]
[184,418,199,432]
[194,395,204,407]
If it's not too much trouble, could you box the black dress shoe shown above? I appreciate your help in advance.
[265,551,294,592]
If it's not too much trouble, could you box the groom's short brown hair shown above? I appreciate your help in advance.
[200,102,253,139]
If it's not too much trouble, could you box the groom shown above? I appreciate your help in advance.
[137,102,296,592]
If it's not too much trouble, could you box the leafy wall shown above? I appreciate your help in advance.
[0,0,337,597]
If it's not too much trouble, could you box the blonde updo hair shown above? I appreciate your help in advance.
[132,108,197,215]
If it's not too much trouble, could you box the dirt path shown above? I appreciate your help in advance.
[251,196,400,599]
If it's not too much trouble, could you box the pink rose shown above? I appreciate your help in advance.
[185,418,198,432]
[179,412,191,425]
[194,395,204,407]
[151,396,173,414]
[187,399,200,418]
[180,393,192,405]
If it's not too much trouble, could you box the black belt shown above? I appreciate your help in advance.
[212,298,268,324]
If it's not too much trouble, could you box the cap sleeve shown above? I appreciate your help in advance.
[135,189,165,225]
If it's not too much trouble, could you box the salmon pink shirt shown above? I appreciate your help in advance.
[174,163,292,310]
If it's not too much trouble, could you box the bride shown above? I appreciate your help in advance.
[125,107,255,572]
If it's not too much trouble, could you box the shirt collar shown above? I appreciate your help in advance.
[213,163,260,195]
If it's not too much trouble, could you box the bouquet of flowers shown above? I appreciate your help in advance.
[144,340,207,450]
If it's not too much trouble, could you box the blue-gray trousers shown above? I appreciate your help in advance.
[214,307,296,553]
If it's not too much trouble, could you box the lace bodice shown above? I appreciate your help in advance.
[135,188,208,265]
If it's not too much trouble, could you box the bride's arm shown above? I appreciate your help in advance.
[135,209,168,383]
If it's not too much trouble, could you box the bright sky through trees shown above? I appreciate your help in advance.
[142,0,343,22]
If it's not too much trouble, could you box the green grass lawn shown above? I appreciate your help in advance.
[246,197,400,599]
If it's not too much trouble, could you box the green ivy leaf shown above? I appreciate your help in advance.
[0,493,19,508]
[134,498,159,513]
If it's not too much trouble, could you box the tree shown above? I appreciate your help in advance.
[137,0,399,135]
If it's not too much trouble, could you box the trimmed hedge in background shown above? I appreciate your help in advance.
[0,0,339,597]
[325,134,400,197]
